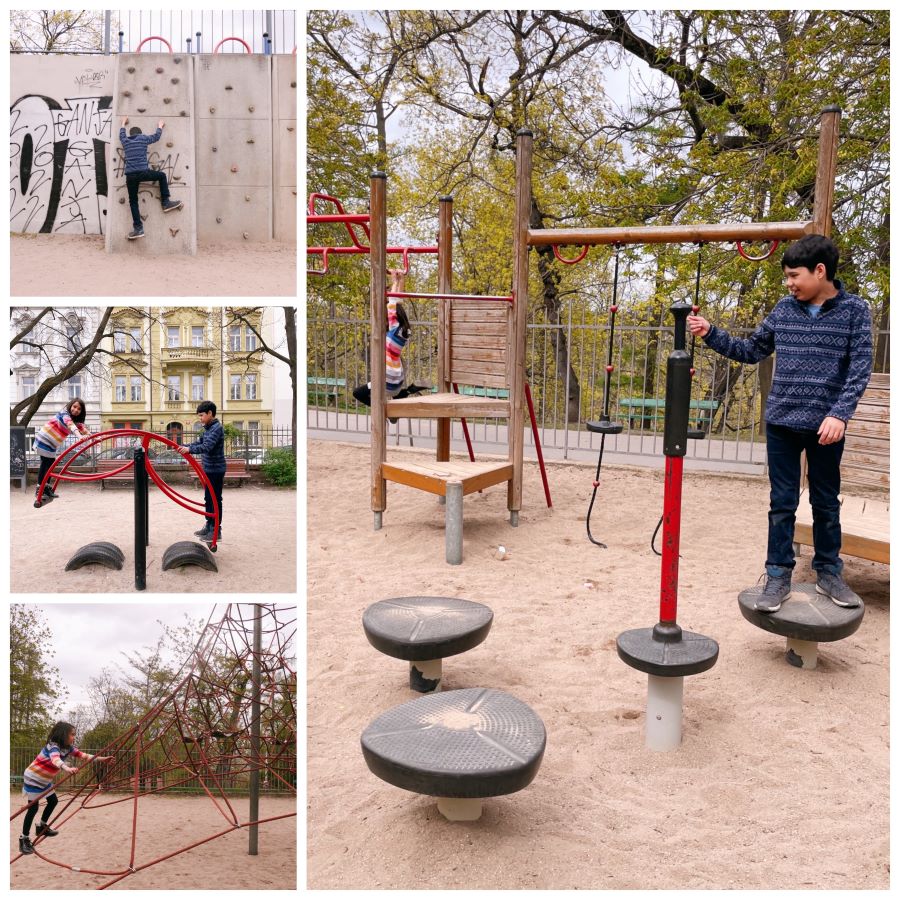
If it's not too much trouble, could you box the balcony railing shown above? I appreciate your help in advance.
[162,347,214,364]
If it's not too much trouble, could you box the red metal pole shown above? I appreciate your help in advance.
[525,383,552,508]
[659,454,683,624]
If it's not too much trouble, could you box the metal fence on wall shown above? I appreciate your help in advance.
[307,306,889,474]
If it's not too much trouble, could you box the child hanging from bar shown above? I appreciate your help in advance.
[353,268,428,422]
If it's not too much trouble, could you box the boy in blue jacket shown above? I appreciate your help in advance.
[688,235,872,613]
[119,116,183,240]
[181,401,225,543]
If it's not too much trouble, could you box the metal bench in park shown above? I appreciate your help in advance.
[307,376,346,405]
[617,397,721,430]
[189,458,251,487]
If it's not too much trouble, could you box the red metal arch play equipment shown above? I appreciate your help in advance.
[36,429,219,551]
[214,36,252,54]
[136,36,173,52]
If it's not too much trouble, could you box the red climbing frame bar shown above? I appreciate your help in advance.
[136,36,173,52]
[214,37,252,54]
[451,384,477,463]
[525,383,552,508]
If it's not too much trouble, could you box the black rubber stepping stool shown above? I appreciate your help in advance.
[361,687,546,821]
[363,596,493,692]
[738,582,865,669]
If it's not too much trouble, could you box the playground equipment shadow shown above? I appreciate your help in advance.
[306,439,889,890]
[11,233,296,297]
[11,482,296,593]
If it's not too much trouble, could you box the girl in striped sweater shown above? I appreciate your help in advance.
[18,721,113,855]
[33,398,90,499]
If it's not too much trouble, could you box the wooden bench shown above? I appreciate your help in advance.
[617,397,721,430]
[794,373,889,565]
[189,458,251,487]
[307,376,346,405]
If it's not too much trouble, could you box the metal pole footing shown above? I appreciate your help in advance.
[786,637,818,669]
[374,511,383,531]
[645,674,684,751]
[445,481,463,565]
[509,510,519,527]
[409,658,442,692]
[437,797,483,822]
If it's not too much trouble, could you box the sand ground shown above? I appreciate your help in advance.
[10,792,295,890]
[11,234,296,297]
[306,439,889,890]
[11,481,296,593]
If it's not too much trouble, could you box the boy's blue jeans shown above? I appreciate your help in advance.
[765,422,844,578]
[204,469,225,530]
[126,169,170,229]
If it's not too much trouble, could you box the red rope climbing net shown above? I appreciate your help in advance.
[10,604,296,889]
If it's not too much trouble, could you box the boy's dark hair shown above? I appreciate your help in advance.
[129,126,142,137]
[48,721,76,748]
[196,400,217,416]
[66,397,87,423]
[782,234,839,281]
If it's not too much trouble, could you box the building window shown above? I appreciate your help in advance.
[65,376,82,400]
[114,330,126,352]
[167,326,180,348]
[230,374,241,400]
[167,376,182,401]
[191,375,205,401]
[245,327,257,351]
[130,376,142,402]
[248,421,260,445]
[66,323,83,351]
[115,375,127,402]
[229,325,241,351]
[191,326,204,347]
[22,374,36,399]
[245,373,257,400]
[130,327,142,352]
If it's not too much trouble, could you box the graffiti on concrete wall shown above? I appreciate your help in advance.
[10,93,112,235]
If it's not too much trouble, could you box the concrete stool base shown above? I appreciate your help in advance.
[738,583,864,668]
[646,674,684,751]
[410,659,442,692]
[437,797,482,821]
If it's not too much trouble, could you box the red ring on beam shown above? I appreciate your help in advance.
[552,244,589,265]
[736,240,780,261]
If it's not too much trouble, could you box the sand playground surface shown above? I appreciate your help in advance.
[11,233,296,297]
[9,792,296,890]
[306,439,889,890]
[10,481,296,593]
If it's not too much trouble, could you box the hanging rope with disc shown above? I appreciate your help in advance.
[585,243,624,548]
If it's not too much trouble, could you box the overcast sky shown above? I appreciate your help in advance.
[19,602,228,716]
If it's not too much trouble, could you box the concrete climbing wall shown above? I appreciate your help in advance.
[106,53,197,255]
[10,56,114,235]
[273,55,297,243]
[195,54,273,242]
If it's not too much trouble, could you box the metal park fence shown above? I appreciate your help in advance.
[10,9,296,55]
[307,304,889,475]
[9,745,295,796]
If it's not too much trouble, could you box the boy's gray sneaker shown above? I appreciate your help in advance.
[756,573,791,613]
[162,199,183,212]
[127,228,145,240]
[816,572,861,608]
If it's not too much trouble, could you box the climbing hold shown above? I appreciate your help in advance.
[143,85,150,91]
[137,108,146,113]
[172,175,182,181]
[248,106,255,112]
[210,107,216,113]
[169,227,180,237]
[246,138,255,144]
[216,216,222,224]
[171,77,180,84]
[230,165,238,173]
[179,111,187,117]
[173,56,182,63]
[155,66,164,74]
[123,90,131,97]
[245,195,251,201]
[127,66,135,73]
[166,141,173,148]
[291,81,296,88]
[211,146,217,152]
[119,198,126,204]
[163,98,171,104]
[287,126,294,132]
[225,85,233,91]
[243,232,249,239]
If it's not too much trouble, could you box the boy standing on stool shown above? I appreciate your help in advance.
[688,234,872,613]
[181,401,225,544]
[119,116,183,240]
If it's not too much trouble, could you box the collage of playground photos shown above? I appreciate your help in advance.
[7,9,299,892]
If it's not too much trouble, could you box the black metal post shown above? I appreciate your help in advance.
[248,606,262,855]
[134,448,148,591]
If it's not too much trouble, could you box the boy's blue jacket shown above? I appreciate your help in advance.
[187,418,226,474]
[702,281,872,430]
[119,127,162,174]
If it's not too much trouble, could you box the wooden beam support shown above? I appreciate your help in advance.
[437,196,453,462]
[813,106,842,237]
[370,172,387,517]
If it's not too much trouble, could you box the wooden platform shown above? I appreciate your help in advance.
[382,459,514,496]
[385,391,510,419]
[794,373,889,565]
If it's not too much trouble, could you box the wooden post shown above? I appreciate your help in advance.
[370,173,387,525]
[509,131,533,520]
[437,196,453,462]
[248,605,262,855]
[812,106,842,237]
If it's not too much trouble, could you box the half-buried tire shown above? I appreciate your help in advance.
[162,541,218,572]
[65,542,125,571]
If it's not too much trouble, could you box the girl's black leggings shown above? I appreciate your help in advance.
[22,792,58,835]
[37,455,55,486]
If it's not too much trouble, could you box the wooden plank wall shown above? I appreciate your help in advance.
[842,372,889,490]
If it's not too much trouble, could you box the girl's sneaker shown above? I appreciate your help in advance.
[19,835,34,854]
[35,822,59,837]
